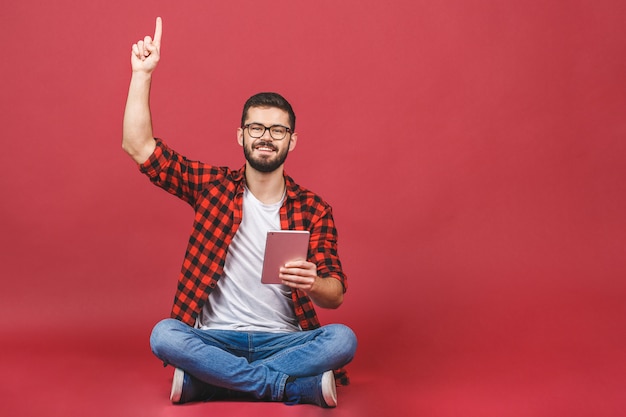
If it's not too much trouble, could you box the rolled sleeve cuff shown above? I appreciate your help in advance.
[138,138,169,179]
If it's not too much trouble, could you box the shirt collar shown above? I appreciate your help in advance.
[233,165,299,200]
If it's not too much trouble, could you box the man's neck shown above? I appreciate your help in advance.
[245,164,286,205]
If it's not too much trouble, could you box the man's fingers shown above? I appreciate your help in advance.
[136,40,145,57]
[143,36,155,55]
[284,259,308,268]
[154,17,163,46]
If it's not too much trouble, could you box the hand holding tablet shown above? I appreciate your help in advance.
[261,230,310,284]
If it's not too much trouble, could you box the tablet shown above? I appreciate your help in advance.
[261,230,310,284]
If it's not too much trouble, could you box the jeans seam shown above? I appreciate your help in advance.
[258,329,323,366]
[275,373,289,401]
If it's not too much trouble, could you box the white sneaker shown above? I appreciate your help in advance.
[321,370,338,407]
[284,370,337,408]
[170,368,185,403]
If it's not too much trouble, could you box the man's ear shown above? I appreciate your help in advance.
[288,132,298,151]
[237,128,244,146]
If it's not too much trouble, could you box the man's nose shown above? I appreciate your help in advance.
[261,128,273,140]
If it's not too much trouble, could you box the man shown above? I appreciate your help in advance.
[122,17,357,408]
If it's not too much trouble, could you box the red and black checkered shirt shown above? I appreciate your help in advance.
[138,138,350,384]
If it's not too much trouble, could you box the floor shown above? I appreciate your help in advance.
[3,327,390,417]
[3,321,624,417]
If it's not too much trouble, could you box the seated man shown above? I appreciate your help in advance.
[122,17,357,408]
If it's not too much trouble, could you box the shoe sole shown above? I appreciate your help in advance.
[170,368,184,403]
[321,370,337,407]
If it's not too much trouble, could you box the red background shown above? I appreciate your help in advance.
[1,1,625,416]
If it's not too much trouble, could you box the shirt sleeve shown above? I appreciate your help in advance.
[138,138,227,207]
[309,204,348,292]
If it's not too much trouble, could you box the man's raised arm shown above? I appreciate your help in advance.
[122,17,162,164]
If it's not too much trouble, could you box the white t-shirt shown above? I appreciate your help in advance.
[197,186,300,332]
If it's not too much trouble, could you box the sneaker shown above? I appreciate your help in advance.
[284,370,337,408]
[170,368,190,403]
[170,368,231,404]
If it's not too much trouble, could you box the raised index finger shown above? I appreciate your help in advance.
[153,17,163,45]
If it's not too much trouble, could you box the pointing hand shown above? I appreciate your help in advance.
[130,17,162,73]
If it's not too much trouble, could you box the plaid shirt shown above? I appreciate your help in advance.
[138,138,349,384]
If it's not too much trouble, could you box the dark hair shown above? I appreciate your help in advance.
[241,92,296,131]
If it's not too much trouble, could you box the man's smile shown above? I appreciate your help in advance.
[253,141,277,153]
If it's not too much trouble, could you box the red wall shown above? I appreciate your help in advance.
[1,0,625,415]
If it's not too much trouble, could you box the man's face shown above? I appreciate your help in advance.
[238,106,297,173]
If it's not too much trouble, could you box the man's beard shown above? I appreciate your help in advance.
[243,138,289,173]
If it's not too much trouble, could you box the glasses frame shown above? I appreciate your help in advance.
[243,123,293,141]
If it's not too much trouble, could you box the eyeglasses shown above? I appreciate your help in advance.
[243,123,292,140]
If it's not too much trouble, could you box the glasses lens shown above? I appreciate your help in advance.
[270,126,287,140]
[247,123,265,138]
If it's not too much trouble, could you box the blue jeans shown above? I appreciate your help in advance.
[150,318,357,401]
